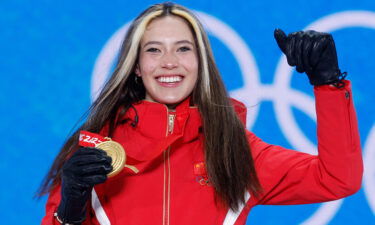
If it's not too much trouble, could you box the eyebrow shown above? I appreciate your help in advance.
[143,40,195,48]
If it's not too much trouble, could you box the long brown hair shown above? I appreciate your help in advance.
[38,2,261,211]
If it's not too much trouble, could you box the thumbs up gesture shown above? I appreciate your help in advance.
[274,29,346,86]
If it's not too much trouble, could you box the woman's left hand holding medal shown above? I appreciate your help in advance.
[56,147,112,224]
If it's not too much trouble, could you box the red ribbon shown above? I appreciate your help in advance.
[79,131,107,147]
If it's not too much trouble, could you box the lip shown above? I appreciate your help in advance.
[155,74,184,78]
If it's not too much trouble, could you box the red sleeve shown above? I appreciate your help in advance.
[250,81,363,205]
[41,185,61,225]
[41,184,99,225]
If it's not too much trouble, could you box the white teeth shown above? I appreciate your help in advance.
[157,76,182,83]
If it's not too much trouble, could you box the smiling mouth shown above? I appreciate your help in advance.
[156,75,183,83]
[155,75,184,88]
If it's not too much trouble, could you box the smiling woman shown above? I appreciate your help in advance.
[39,2,362,225]
[135,16,199,106]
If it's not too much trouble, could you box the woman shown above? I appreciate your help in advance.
[40,2,363,225]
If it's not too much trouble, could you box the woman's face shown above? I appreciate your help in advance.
[136,16,199,107]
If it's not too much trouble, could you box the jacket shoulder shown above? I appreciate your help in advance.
[230,98,247,125]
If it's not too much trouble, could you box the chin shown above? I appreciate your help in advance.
[155,95,187,106]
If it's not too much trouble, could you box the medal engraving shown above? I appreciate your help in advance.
[96,140,126,177]
[79,131,139,177]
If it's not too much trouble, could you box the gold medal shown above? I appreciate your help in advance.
[96,138,139,177]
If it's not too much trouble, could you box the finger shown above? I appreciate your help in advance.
[61,179,91,197]
[294,32,305,73]
[80,174,108,186]
[74,147,108,157]
[286,33,297,66]
[63,162,112,186]
[61,174,92,191]
[64,165,112,181]
[324,35,338,63]
[309,34,330,67]
[302,31,314,73]
[69,154,112,166]
[274,28,288,54]
[76,164,113,176]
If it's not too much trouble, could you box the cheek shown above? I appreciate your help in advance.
[181,54,199,72]
[143,65,157,74]
[139,58,158,75]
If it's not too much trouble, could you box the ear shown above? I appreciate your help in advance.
[135,64,141,76]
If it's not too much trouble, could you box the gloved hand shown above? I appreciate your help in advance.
[56,147,112,224]
[274,28,346,86]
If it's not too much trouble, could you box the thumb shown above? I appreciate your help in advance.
[274,28,287,54]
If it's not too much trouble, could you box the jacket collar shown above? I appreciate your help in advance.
[112,97,202,162]
[111,97,246,163]
[125,97,201,140]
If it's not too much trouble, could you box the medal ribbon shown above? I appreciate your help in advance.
[79,131,107,147]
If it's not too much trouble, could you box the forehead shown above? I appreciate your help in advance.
[141,16,195,43]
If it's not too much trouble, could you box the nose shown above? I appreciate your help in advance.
[161,52,178,69]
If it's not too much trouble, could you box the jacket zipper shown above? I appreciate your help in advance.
[344,90,353,145]
[163,113,175,225]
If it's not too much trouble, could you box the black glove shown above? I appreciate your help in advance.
[274,28,346,86]
[57,147,112,224]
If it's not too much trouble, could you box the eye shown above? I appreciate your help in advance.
[178,46,192,52]
[146,47,160,53]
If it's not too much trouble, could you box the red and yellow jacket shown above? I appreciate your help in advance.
[42,82,363,225]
